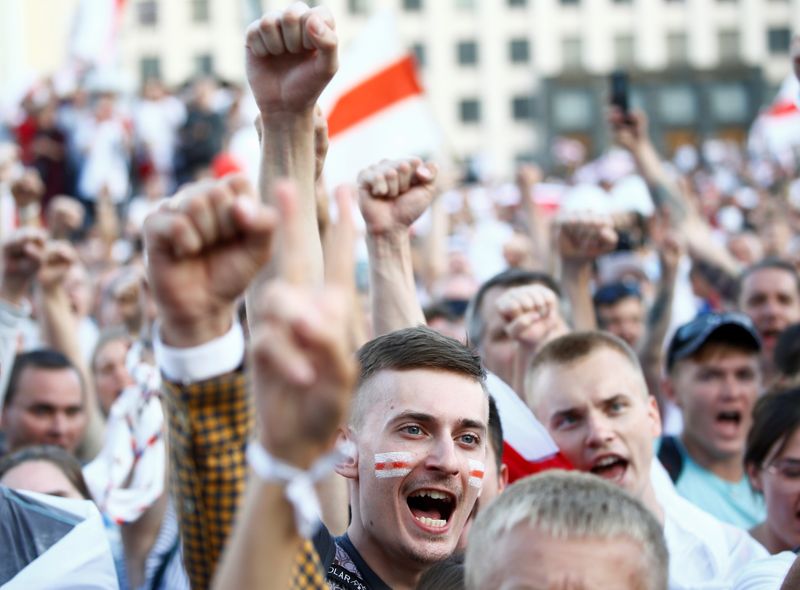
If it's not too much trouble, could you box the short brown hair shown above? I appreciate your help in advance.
[351,326,486,430]
[525,331,645,407]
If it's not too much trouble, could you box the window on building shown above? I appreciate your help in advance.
[411,43,426,68]
[512,95,535,120]
[195,54,214,75]
[456,0,477,9]
[658,85,696,124]
[562,37,582,70]
[403,0,423,11]
[191,0,209,22]
[718,29,740,63]
[667,32,688,65]
[709,83,748,123]
[457,40,479,66]
[460,98,481,124]
[140,56,161,81]
[137,0,158,26]
[553,89,592,129]
[612,0,632,3]
[509,38,530,64]
[508,0,527,6]
[768,28,791,54]
[560,0,580,5]
[349,0,370,14]
[614,34,634,67]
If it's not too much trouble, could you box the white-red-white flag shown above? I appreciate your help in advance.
[69,0,127,68]
[486,373,572,483]
[748,74,800,157]
[318,10,443,190]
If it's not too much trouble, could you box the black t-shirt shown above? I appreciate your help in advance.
[313,527,391,590]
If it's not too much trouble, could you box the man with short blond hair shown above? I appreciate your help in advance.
[524,330,767,589]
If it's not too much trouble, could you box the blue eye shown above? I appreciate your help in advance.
[459,433,479,446]
[403,425,423,436]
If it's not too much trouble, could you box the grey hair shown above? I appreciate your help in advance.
[464,470,668,590]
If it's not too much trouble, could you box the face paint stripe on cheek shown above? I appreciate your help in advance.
[374,451,413,478]
[468,459,485,489]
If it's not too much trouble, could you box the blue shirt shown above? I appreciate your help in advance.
[661,437,766,529]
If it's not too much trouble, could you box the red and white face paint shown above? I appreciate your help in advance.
[468,459,485,489]
[374,452,413,478]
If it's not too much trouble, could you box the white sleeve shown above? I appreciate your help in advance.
[153,319,245,383]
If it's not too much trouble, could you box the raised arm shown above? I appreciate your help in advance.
[143,174,277,589]
[556,212,619,332]
[214,180,357,589]
[357,157,438,335]
[245,3,338,283]
[36,241,105,460]
[610,108,740,288]
[0,228,46,405]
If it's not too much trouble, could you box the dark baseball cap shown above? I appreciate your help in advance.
[666,312,761,371]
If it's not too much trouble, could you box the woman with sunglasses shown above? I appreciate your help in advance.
[746,387,800,553]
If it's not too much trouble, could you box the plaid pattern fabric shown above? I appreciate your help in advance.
[163,371,327,590]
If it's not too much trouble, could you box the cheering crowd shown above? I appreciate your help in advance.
[3,2,800,589]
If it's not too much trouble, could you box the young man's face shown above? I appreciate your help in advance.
[668,345,760,462]
[596,297,645,349]
[738,268,800,355]
[348,368,488,566]
[528,348,660,501]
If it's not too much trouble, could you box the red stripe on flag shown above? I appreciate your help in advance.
[375,461,411,470]
[503,441,573,484]
[327,56,423,138]
[470,470,484,479]
[766,100,800,117]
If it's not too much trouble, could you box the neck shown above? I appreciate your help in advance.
[680,433,744,482]
[347,523,425,590]
[639,482,665,526]
[750,522,790,554]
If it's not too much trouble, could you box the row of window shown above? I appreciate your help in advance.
[137,0,210,26]
[140,54,214,81]
[458,96,536,124]
[349,0,788,14]
[410,27,791,70]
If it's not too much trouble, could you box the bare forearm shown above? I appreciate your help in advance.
[213,480,301,590]
[367,231,425,336]
[640,271,676,374]
[561,260,596,331]
[258,113,322,282]
[39,288,104,458]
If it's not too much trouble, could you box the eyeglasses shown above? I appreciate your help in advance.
[763,458,800,480]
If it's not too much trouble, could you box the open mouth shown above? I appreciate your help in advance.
[716,410,742,425]
[590,455,628,483]
[715,410,743,437]
[407,489,456,530]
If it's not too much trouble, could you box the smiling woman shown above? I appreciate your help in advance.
[746,387,800,554]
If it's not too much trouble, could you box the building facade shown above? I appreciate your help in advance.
[120,0,799,176]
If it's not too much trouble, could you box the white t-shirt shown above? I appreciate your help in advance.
[651,461,769,590]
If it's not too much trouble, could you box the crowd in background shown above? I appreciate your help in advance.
[3,3,800,589]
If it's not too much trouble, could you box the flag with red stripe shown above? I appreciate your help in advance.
[318,10,442,190]
[486,372,572,483]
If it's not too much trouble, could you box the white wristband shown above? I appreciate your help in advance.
[246,442,344,538]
